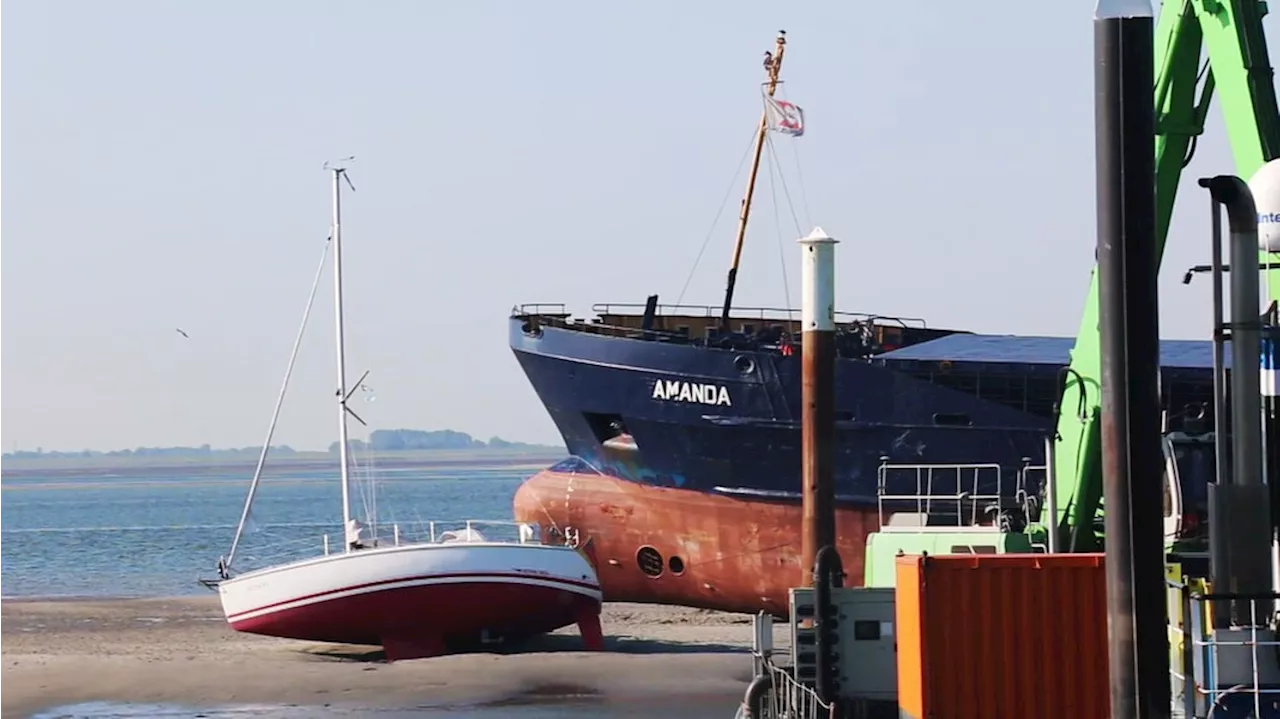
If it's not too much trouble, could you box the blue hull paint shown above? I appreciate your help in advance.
[510,319,1072,506]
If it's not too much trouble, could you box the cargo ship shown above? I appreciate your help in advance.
[509,32,1219,616]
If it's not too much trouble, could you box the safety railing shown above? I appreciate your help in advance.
[588,302,929,330]
[736,661,837,719]
[737,613,836,719]
[1167,582,1280,718]
[333,518,545,553]
[875,461,1011,530]
[220,519,548,578]
[511,303,569,317]
[514,302,934,358]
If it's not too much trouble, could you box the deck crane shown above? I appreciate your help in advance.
[1051,0,1280,552]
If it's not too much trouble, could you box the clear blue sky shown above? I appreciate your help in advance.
[2,1,1272,452]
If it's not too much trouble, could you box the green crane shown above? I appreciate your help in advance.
[1052,0,1280,551]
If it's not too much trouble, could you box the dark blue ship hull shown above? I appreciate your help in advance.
[511,319,1069,506]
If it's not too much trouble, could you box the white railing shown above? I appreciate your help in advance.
[223,519,548,575]
[736,612,836,719]
[876,461,1007,529]
[332,518,545,553]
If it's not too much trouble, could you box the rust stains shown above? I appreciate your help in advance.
[514,470,879,616]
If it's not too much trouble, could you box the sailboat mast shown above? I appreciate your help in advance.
[330,165,354,546]
[719,30,787,330]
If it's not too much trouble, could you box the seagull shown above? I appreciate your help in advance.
[763,51,774,73]
[175,328,190,339]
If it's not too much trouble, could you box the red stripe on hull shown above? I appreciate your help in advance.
[513,470,879,616]
[226,570,599,621]
[230,579,602,660]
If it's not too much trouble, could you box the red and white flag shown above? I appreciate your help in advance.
[764,94,805,137]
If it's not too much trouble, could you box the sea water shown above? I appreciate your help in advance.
[1,461,529,597]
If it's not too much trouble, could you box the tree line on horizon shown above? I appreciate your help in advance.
[3,429,561,460]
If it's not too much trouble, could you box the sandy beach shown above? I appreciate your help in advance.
[1,597,789,718]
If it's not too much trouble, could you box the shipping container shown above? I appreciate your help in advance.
[895,553,1109,719]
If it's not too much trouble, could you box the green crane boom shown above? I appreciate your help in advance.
[1052,0,1280,550]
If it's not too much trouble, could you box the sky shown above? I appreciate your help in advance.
[2,1,1276,452]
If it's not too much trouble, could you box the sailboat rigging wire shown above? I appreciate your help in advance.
[223,236,334,574]
[765,142,794,319]
[778,86,813,229]
[674,128,760,307]
[764,133,805,239]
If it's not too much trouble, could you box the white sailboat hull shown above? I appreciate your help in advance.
[218,540,604,660]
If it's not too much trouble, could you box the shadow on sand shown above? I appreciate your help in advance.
[301,631,747,663]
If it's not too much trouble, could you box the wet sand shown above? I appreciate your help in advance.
[1,597,789,718]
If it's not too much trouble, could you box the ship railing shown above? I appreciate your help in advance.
[317,519,548,555]
[516,310,697,344]
[1167,582,1280,718]
[512,303,570,318]
[228,532,339,573]
[876,461,1018,530]
[515,309,908,356]
[221,520,550,577]
[590,302,929,330]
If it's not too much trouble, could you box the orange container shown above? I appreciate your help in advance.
[895,553,1109,719]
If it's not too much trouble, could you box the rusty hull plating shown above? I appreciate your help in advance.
[513,469,876,616]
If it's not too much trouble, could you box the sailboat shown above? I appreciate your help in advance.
[209,161,605,661]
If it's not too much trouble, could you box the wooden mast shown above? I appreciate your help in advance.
[718,30,787,330]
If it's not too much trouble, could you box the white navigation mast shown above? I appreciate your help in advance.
[327,158,357,546]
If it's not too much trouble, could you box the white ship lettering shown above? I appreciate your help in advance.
[651,379,732,407]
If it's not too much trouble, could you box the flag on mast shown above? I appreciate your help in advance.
[764,94,805,137]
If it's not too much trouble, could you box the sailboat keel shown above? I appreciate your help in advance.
[575,608,605,651]
[381,632,450,661]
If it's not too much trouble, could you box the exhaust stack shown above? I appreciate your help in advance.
[1201,175,1272,628]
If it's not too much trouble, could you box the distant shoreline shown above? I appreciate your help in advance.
[0,447,567,475]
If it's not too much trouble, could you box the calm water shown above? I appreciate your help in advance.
[1,460,530,597]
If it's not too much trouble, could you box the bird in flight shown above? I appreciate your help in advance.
[175,328,190,339]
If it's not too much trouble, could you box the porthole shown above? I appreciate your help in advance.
[636,546,664,578]
[734,355,756,375]
[668,555,686,575]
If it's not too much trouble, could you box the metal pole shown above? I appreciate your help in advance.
[798,226,838,586]
[1202,175,1271,625]
[1094,2,1170,716]
[1207,191,1233,629]
[720,31,787,329]
[331,167,354,547]
[1210,195,1230,487]
[1221,178,1265,491]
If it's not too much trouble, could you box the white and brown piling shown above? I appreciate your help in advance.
[799,227,839,586]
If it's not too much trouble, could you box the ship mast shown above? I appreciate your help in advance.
[719,30,787,331]
[328,160,356,548]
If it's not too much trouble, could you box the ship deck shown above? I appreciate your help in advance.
[874,333,1223,377]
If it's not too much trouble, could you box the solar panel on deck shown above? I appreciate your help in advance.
[875,333,1227,369]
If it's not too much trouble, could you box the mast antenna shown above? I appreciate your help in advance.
[719,31,787,331]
